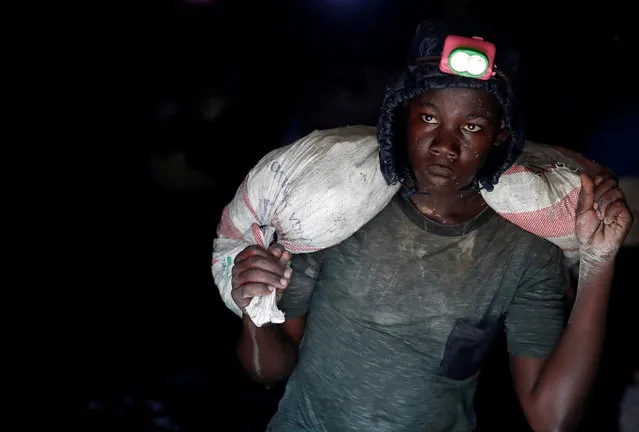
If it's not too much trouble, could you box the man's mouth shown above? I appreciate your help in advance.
[425,164,454,176]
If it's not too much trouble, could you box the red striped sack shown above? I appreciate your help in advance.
[481,141,602,267]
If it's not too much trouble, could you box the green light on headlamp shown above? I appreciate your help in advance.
[448,48,489,78]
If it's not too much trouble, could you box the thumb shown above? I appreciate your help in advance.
[269,243,285,258]
[577,172,595,215]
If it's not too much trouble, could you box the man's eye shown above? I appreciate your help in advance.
[462,123,483,132]
[420,114,438,124]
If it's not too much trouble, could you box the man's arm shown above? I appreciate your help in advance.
[237,314,306,385]
[510,173,633,432]
[511,261,613,432]
[233,249,321,385]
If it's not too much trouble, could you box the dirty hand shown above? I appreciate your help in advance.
[231,244,293,313]
[575,172,633,265]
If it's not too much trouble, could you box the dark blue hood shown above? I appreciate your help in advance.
[377,19,525,193]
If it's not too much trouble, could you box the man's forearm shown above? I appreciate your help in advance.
[531,260,614,431]
[237,315,298,385]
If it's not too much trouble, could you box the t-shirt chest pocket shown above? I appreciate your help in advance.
[437,317,504,381]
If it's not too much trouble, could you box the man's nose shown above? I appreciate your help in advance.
[429,132,460,161]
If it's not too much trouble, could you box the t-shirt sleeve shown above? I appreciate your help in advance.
[278,251,322,318]
[505,238,566,358]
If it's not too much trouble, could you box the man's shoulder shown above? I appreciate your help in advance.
[477,214,566,279]
[490,213,563,251]
[497,226,567,294]
[348,193,413,233]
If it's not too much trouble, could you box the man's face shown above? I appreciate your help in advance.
[406,87,508,194]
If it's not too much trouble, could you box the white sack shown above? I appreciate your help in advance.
[212,125,400,325]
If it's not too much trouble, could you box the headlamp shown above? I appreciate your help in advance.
[439,35,496,80]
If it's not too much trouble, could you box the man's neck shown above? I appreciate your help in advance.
[409,190,487,225]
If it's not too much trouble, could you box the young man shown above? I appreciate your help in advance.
[229,20,633,431]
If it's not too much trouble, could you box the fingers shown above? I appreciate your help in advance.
[269,243,292,264]
[231,243,294,312]
[578,173,595,214]
[594,177,619,204]
[596,186,625,220]
[231,283,275,311]
[269,243,284,258]
[235,246,286,271]
[601,200,633,227]
[594,169,618,186]
[235,266,289,290]
[238,283,275,300]
[235,245,270,264]
[237,244,291,264]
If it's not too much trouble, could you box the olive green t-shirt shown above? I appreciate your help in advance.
[269,194,566,432]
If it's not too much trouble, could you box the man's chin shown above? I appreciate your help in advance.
[416,177,474,195]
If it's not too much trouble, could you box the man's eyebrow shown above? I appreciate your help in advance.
[417,101,438,109]
[465,112,493,120]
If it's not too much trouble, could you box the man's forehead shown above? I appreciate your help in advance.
[413,89,499,110]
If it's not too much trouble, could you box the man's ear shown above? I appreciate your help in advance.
[493,120,510,147]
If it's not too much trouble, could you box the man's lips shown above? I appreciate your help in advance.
[425,164,454,176]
